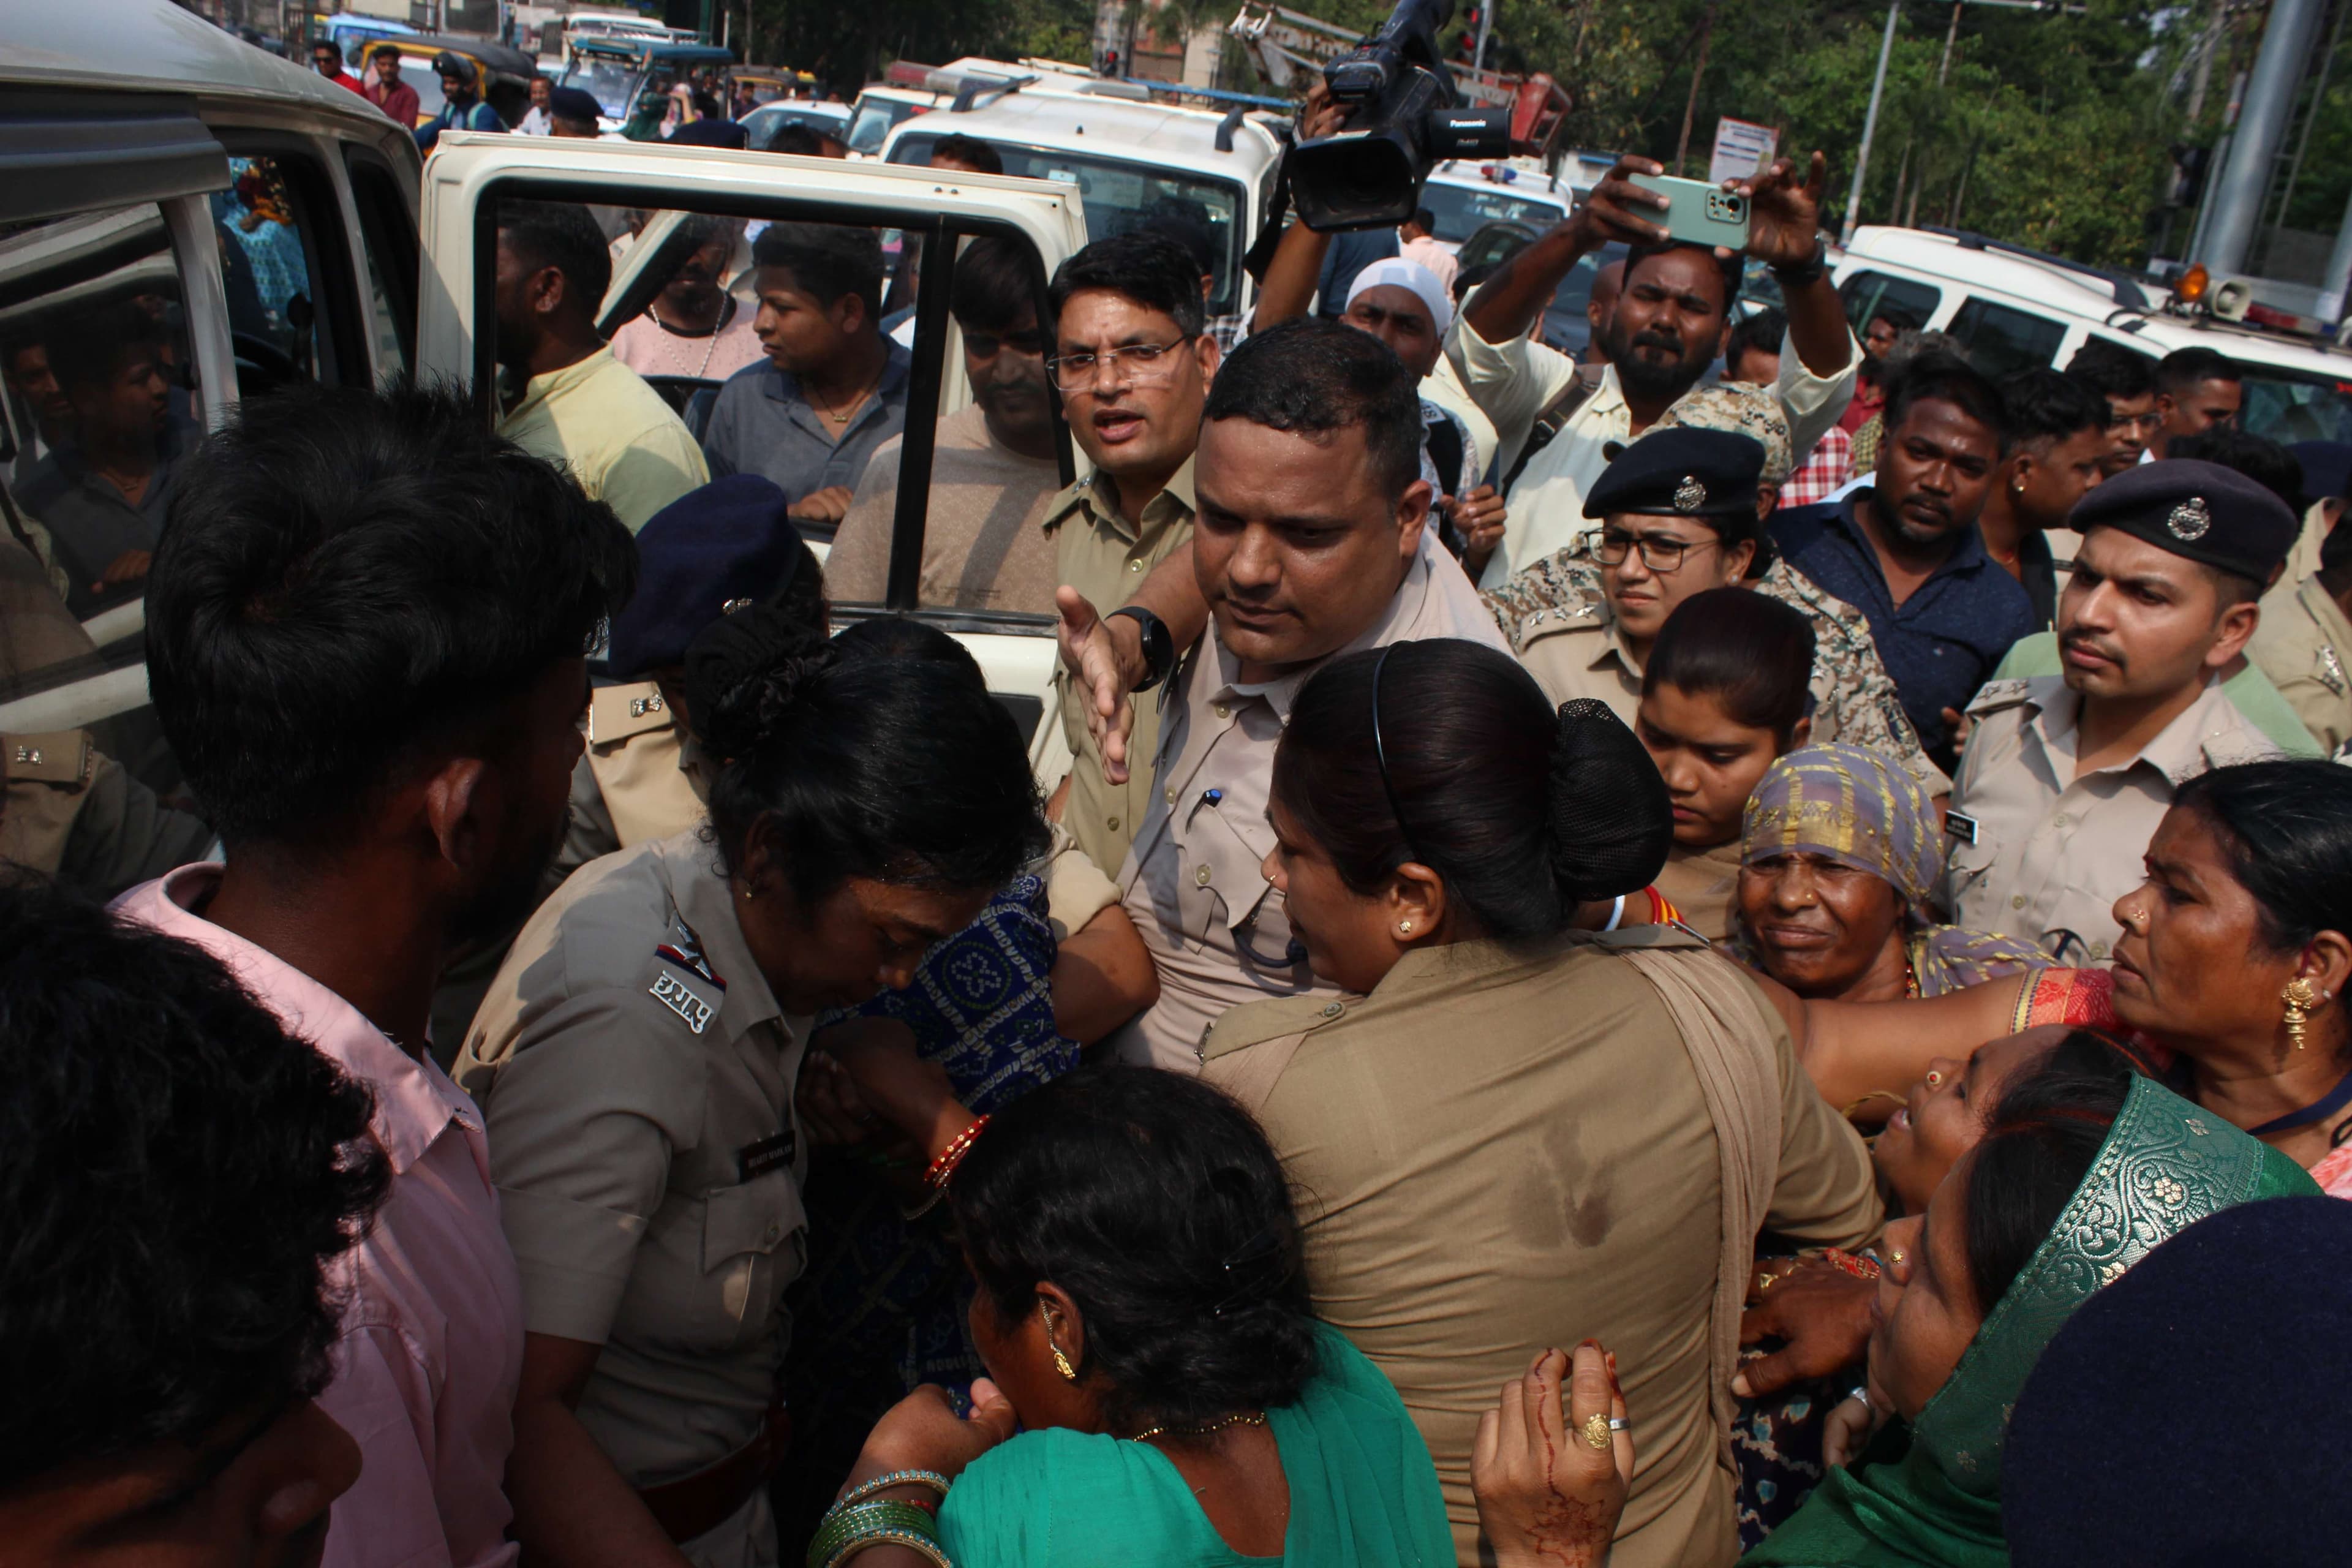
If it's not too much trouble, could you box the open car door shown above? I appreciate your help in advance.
[415,132,1090,775]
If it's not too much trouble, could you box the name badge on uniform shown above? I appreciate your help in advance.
[649,970,716,1035]
[737,1129,797,1182]
[1944,810,1980,845]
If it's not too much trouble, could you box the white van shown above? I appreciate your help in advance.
[1834,225,2352,445]
[1418,159,1571,252]
[4,1,1097,801]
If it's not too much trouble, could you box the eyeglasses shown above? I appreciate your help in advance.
[1595,529,1719,573]
[1046,336,1194,391]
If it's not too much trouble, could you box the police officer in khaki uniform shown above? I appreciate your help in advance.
[556,475,823,882]
[2,729,213,899]
[2249,521,2352,755]
[1943,461,2297,963]
[454,622,1048,1568]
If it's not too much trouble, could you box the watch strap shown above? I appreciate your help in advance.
[1106,604,1174,692]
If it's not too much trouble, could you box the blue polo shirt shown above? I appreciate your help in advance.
[1770,488,2037,766]
[699,336,911,538]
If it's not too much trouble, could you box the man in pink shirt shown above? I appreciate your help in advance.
[116,380,638,1568]
[0,881,384,1566]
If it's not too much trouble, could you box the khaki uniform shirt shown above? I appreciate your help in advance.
[1041,461,1197,879]
[1491,554,1949,793]
[1107,542,1510,1071]
[454,830,805,1560]
[2,729,213,902]
[2250,575,2352,755]
[1653,838,1747,942]
[1944,676,2282,963]
[550,682,713,886]
[497,347,710,532]
[1449,316,1857,588]
[1200,935,1879,1568]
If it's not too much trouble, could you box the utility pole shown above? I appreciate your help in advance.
[1472,0,1493,74]
[1842,0,1900,244]
[2197,0,2329,274]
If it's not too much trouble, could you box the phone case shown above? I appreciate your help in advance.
[1627,174,1752,250]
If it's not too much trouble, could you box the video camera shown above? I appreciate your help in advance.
[1285,0,1513,232]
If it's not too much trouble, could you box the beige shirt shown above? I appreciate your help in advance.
[1653,837,1747,942]
[1200,935,1879,1568]
[2250,575,2352,755]
[1107,540,1511,1071]
[824,404,1061,613]
[1449,315,1857,587]
[546,682,713,891]
[1042,461,1198,879]
[497,347,710,532]
[1944,675,2282,963]
[454,830,807,1494]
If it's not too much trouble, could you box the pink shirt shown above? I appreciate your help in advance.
[115,865,524,1568]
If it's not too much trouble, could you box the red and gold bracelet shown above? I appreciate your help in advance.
[922,1115,990,1191]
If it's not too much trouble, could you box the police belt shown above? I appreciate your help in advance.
[636,1398,791,1545]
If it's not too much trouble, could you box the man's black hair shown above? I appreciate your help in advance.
[762,122,825,157]
[146,379,637,845]
[2066,339,2158,403]
[930,134,1003,175]
[1411,206,1437,232]
[2166,427,2305,514]
[1623,239,1743,314]
[1725,306,1787,371]
[1866,304,1921,334]
[497,198,612,315]
[2157,345,2241,395]
[48,301,160,396]
[2003,368,2108,449]
[1141,206,1216,283]
[0,879,390,1488]
[1884,348,2012,452]
[1202,316,1421,500]
[950,235,1038,335]
[1047,230,1205,339]
[752,222,885,318]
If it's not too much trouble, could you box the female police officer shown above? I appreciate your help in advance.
[455,612,1047,1568]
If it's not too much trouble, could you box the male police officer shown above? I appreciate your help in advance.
[1944,461,2294,961]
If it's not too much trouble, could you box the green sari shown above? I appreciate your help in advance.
[1742,1077,2318,1567]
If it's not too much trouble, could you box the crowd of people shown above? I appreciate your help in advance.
[7,96,2352,1568]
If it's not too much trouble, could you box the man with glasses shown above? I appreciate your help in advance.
[311,37,366,96]
[2068,339,2162,477]
[1037,232,1220,882]
[827,236,1063,612]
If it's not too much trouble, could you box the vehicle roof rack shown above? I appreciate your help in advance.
[1918,225,2150,311]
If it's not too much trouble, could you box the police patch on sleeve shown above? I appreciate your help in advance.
[649,970,717,1035]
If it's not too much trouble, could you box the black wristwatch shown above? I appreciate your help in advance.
[1771,232,1833,287]
[1106,604,1176,692]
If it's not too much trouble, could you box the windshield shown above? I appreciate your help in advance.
[402,60,448,122]
[2240,365,2352,445]
[894,134,1245,314]
[562,55,641,119]
[848,97,919,155]
[1419,180,1567,243]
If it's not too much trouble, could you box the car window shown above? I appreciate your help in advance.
[1839,270,1943,337]
[891,132,1245,318]
[507,189,1066,639]
[1417,181,1567,243]
[209,153,360,396]
[1945,296,2067,379]
[1,201,203,817]
[846,98,918,156]
[561,55,638,120]
[2240,366,2352,445]
[344,153,418,379]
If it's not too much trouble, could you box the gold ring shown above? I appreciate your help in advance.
[1582,1412,1612,1451]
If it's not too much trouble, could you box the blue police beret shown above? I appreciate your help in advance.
[668,118,749,149]
[2065,456,2299,584]
[548,86,605,125]
[605,475,816,677]
[1583,426,1765,524]
[2005,1195,2352,1567]
[2291,440,2352,507]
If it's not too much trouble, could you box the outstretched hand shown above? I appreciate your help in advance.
[1055,586,1140,783]
[1733,151,1830,270]
[1566,155,1672,252]
[1472,1343,1632,1567]
[1732,1256,1875,1401]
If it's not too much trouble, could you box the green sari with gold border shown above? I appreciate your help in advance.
[1741,1077,2318,1567]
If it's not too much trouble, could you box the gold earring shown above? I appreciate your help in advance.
[2284,977,2322,1050]
[1398,920,1415,935]
[1042,1304,1079,1382]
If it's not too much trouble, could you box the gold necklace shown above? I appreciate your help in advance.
[812,366,880,425]
[1129,1410,1266,1444]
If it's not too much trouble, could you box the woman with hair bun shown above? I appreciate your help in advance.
[823,1065,1457,1567]
[455,611,1049,1568]
[1199,637,1884,1568]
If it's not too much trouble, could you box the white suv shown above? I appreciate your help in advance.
[1833,225,2352,445]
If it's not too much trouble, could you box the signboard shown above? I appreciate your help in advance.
[1708,116,1779,185]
